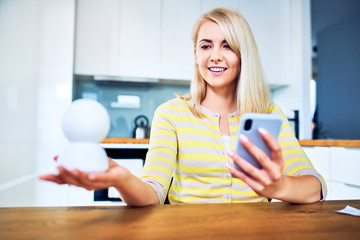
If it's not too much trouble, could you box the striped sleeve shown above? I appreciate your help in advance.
[140,103,177,204]
[268,103,328,200]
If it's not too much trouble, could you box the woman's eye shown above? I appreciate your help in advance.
[201,45,211,50]
[224,44,232,50]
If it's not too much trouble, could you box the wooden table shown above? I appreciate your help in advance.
[1,200,359,240]
[101,138,360,148]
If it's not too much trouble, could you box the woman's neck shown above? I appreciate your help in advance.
[201,86,237,115]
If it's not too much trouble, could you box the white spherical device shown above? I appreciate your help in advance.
[62,99,110,143]
[58,99,110,173]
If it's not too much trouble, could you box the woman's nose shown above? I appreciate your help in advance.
[210,47,223,62]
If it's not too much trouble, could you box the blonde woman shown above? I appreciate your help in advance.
[41,8,326,206]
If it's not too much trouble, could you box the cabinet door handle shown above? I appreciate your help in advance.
[345,183,360,189]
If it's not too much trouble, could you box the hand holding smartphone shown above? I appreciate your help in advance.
[233,113,283,172]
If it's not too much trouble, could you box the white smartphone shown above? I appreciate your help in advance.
[233,113,283,172]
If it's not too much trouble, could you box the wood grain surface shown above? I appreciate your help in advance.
[298,139,360,148]
[1,200,359,240]
[101,138,360,148]
[101,138,150,144]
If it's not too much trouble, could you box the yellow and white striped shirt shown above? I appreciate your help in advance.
[140,98,327,204]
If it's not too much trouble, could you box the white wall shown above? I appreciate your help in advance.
[272,0,312,140]
[0,0,39,207]
[0,0,75,207]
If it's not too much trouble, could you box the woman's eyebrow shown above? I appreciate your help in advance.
[199,39,212,43]
[199,39,228,43]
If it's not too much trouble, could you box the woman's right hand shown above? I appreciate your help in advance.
[40,158,131,191]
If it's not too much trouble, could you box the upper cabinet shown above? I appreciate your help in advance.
[75,0,292,86]
[200,0,240,13]
[75,0,119,76]
[75,0,161,78]
[160,0,201,81]
[117,0,161,78]
[239,0,291,87]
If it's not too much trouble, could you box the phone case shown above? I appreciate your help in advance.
[233,113,283,172]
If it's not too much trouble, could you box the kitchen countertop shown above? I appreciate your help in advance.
[102,138,150,144]
[102,138,360,148]
[298,139,360,148]
[101,138,150,149]
[1,200,359,239]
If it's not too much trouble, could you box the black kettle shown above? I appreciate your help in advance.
[133,115,150,139]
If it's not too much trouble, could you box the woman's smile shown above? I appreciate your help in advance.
[208,66,227,73]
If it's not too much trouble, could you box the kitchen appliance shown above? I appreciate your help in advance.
[133,115,150,139]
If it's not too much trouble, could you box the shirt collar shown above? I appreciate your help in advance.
[200,105,239,118]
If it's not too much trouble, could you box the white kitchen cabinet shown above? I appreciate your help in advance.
[200,0,240,13]
[303,146,332,199]
[118,0,161,78]
[160,0,201,81]
[330,181,360,200]
[75,0,119,76]
[75,0,161,78]
[303,146,360,200]
[238,0,291,87]
[330,147,360,200]
[75,0,294,86]
[303,147,330,181]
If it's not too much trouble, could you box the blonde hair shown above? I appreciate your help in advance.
[180,8,270,117]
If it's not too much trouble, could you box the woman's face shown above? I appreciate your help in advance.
[195,20,240,90]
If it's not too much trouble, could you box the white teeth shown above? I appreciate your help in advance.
[209,67,226,72]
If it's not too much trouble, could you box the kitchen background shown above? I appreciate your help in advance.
[1,0,359,207]
[73,75,190,138]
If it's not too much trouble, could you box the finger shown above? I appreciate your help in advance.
[108,158,118,167]
[227,150,272,186]
[57,166,84,187]
[258,127,283,168]
[39,174,66,185]
[70,170,108,190]
[87,171,115,182]
[238,134,273,171]
[69,169,115,190]
[242,130,282,181]
[225,162,264,193]
[67,169,105,190]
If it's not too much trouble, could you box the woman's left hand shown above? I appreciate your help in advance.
[225,127,286,200]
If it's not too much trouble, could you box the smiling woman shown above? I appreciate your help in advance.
[41,7,326,206]
[141,8,325,204]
